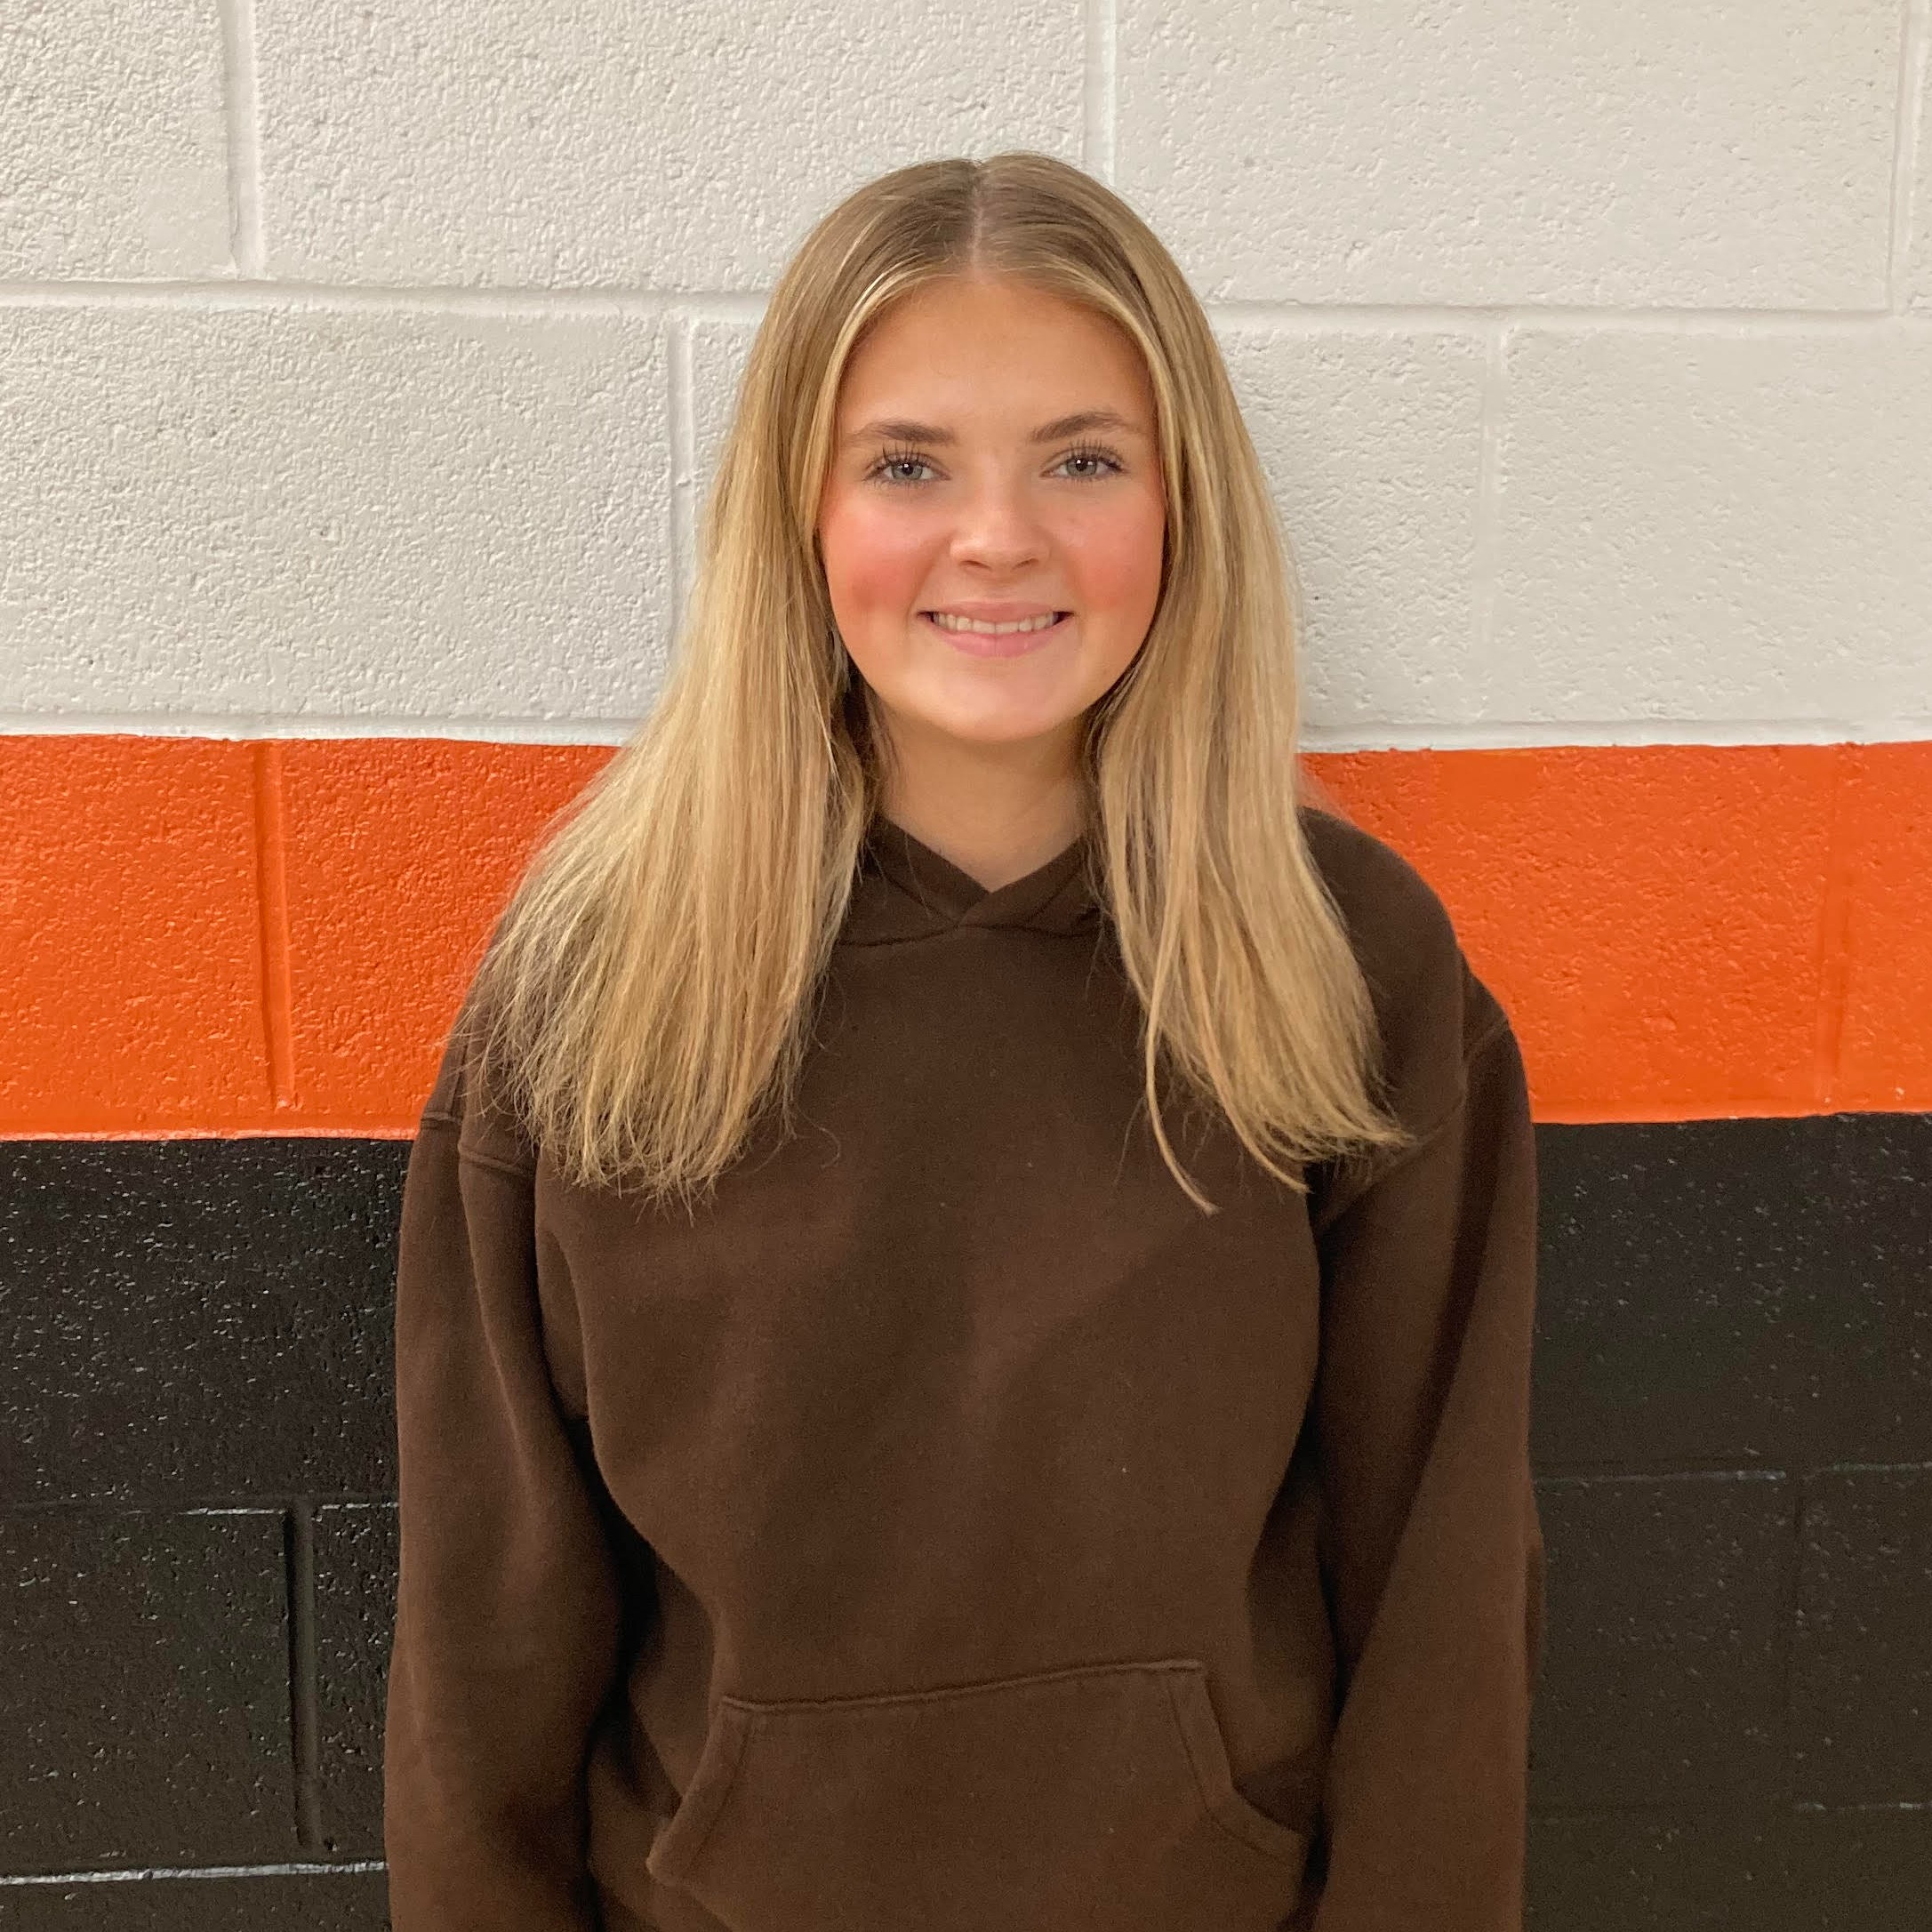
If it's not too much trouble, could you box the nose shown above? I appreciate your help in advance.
[945,474,1048,573]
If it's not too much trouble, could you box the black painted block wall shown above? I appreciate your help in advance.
[2,1118,1928,1928]
[1,1141,405,1924]
[1523,1115,1932,1928]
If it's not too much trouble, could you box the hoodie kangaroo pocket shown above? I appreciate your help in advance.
[645,1655,1311,1932]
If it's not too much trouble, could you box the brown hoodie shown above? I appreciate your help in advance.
[383,803,1545,1932]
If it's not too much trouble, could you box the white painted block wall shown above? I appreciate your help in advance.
[1,0,1927,747]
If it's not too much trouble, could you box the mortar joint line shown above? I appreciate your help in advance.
[1085,0,1117,184]
[251,742,298,1112]
[1890,0,1930,313]
[1811,746,1856,1112]
[217,0,264,281]
[286,1499,325,1853]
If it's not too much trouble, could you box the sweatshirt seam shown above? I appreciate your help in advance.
[458,1142,538,1181]
[1318,1012,1511,1226]
[1393,1012,1511,1169]
[418,1113,536,1181]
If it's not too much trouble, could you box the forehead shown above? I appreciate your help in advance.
[834,278,1150,425]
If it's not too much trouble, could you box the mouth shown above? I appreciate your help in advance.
[919,610,1072,655]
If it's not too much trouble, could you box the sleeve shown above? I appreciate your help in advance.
[1305,989,1546,1931]
[382,1030,625,1930]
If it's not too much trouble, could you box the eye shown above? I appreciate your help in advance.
[870,445,936,486]
[864,443,1127,487]
[1057,444,1126,480]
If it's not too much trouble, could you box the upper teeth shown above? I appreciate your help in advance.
[929,611,1061,635]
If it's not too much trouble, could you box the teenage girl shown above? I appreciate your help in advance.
[384,150,1544,1932]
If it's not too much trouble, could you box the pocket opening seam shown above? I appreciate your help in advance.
[1160,1669,1309,1870]
[653,1703,753,1887]
[714,1655,1194,1717]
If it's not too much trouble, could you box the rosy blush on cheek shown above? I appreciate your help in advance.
[1056,519,1159,612]
[820,505,930,620]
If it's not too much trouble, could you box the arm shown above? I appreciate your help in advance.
[383,1022,623,1929]
[1308,980,1546,1930]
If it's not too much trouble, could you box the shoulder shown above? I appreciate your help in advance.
[1295,802,1512,1134]
[419,982,538,1175]
[1296,803,1459,982]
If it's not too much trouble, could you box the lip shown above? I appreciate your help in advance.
[921,610,1071,658]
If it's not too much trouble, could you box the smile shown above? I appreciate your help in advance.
[920,611,1071,658]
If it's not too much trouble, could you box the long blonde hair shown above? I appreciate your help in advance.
[467,151,1411,1217]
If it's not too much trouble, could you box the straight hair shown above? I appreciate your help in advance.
[465,151,1413,1217]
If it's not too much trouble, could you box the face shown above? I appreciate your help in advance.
[815,275,1166,806]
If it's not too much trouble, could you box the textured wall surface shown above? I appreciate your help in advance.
[3,0,1928,1924]
[4,0,1927,739]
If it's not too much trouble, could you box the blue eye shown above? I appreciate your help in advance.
[874,447,936,485]
[868,444,1126,487]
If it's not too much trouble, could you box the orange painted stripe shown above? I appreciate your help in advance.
[2,735,1926,1136]
[1310,742,1932,1118]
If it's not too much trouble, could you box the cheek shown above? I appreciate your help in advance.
[819,494,930,621]
[1062,496,1166,616]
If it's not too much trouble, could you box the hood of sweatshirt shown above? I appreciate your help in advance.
[843,814,1107,944]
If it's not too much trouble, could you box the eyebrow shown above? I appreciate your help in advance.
[840,407,1145,449]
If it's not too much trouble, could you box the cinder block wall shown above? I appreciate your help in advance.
[3,4,1928,1928]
